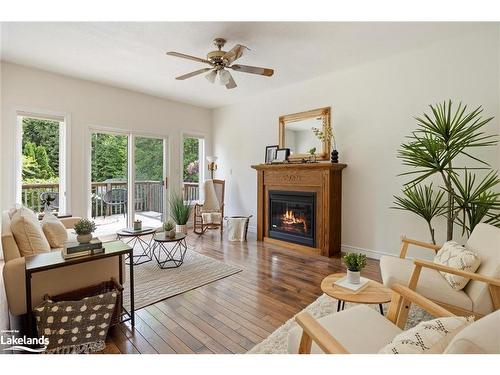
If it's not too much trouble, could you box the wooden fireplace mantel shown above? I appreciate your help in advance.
[251,162,347,257]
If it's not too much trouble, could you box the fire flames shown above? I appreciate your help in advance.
[281,210,307,232]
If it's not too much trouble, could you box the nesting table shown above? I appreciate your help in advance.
[116,227,156,265]
[321,273,392,315]
[152,232,188,269]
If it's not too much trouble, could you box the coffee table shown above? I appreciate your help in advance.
[116,227,156,265]
[152,232,188,269]
[321,273,392,315]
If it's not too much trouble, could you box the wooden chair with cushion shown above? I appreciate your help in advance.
[380,223,500,322]
[193,179,225,237]
[289,283,500,354]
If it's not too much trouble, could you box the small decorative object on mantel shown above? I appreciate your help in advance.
[133,219,142,231]
[342,252,367,284]
[308,147,317,163]
[163,219,176,238]
[265,145,279,164]
[312,119,338,163]
[74,218,97,244]
[273,148,290,163]
[331,149,339,163]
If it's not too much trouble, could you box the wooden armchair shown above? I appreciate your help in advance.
[193,179,225,237]
[291,284,500,354]
[293,283,455,354]
[380,223,500,321]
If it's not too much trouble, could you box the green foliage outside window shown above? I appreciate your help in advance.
[183,137,200,183]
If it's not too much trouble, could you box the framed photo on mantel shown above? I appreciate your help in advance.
[274,148,290,163]
[265,145,279,164]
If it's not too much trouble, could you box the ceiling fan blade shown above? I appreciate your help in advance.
[175,68,212,80]
[225,71,237,89]
[166,51,210,64]
[230,64,274,77]
[223,44,249,65]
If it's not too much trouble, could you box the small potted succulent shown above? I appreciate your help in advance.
[308,147,317,163]
[342,252,367,284]
[163,219,176,239]
[74,218,97,244]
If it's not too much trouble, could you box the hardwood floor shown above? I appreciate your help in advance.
[102,232,382,354]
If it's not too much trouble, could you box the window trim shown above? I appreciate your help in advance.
[14,107,71,214]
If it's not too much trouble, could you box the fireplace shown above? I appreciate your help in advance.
[268,190,316,247]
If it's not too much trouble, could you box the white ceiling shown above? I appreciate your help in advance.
[0,22,490,109]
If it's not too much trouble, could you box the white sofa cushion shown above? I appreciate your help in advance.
[434,241,481,290]
[380,256,472,311]
[287,305,402,354]
[10,207,50,256]
[41,212,68,248]
[379,316,472,354]
[444,310,500,354]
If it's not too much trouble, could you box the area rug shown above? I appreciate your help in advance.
[247,294,432,354]
[121,249,241,311]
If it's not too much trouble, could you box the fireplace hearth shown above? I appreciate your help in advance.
[268,191,316,247]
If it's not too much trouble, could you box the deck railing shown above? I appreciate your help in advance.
[21,181,199,216]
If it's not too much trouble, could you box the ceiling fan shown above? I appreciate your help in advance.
[166,38,274,89]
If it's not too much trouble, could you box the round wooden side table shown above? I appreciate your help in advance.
[321,273,392,315]
[152,232,188,269]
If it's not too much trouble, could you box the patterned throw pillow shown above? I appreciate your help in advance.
[378,316,473,354]
[34,290,117,354]
[433,241,481,290]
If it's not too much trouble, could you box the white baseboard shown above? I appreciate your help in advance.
[340,244,394,260]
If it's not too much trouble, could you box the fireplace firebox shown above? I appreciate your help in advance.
[268,190,316,247]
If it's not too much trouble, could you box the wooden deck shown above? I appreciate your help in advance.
[102,231,382,354]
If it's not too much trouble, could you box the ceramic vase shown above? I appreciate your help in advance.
[77,233,92,244]
[347,269,361,284]
[176,224,187,234]
[331,149,339,163]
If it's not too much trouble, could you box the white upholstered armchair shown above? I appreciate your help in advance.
[380,223,500,322]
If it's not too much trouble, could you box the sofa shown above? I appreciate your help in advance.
[1,210,121,317]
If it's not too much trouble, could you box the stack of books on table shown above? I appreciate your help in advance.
[62,239,104,259]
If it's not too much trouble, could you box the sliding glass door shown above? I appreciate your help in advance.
[91,132,129,234]
[90,130,167,236]
[133,136,166,229]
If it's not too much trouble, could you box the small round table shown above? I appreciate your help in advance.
[321,273,392,315]
[116,227,156,265]
[152,232,188,269]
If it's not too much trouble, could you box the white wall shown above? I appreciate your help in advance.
[1,63,212,218]
[213,26,500,258]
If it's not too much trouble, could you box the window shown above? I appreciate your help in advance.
[182,136,204,201]
[18,114,67,213]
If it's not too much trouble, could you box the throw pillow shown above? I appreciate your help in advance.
[41,212,68,248]
[434,241,481,290]
[378,316,473,354]
[10,207,50,256]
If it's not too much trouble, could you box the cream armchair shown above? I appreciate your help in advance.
[380,223,500,321]
[288,284,500,354]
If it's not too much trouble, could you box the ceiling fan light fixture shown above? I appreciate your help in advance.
[205,70,217,83]
[218,69,231,85]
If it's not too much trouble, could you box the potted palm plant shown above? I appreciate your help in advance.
[170,192,192,234]
[163,219,176,238]
[74,219,97,244]
[342,252,367,284]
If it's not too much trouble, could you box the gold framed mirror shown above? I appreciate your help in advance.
[279,107,331,161]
